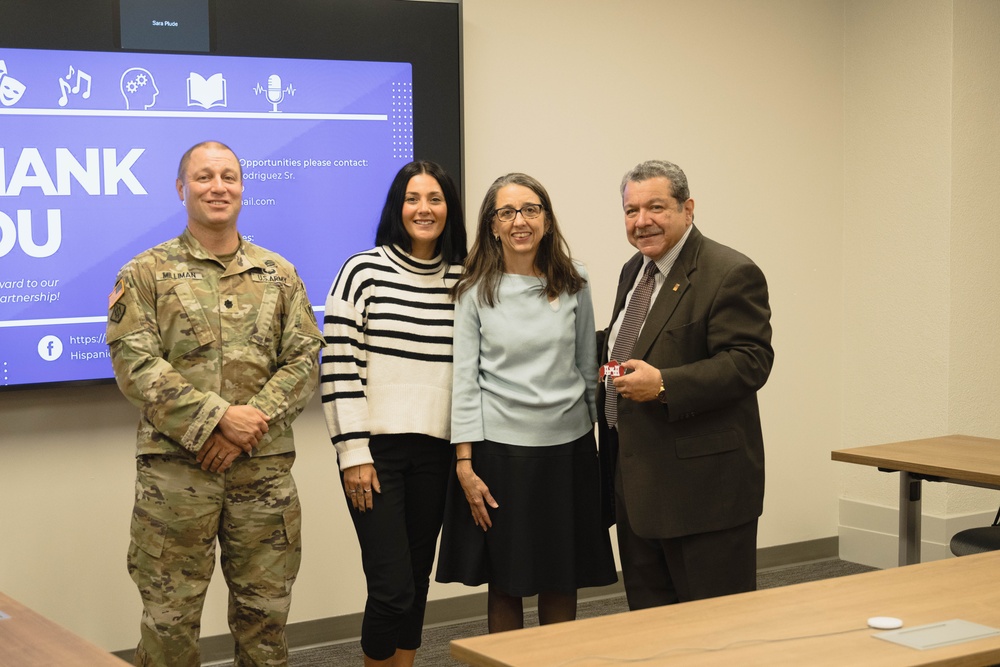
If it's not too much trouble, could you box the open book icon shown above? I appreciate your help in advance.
[187,72,227,109]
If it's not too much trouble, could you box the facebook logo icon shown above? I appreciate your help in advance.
[38,335,63,361]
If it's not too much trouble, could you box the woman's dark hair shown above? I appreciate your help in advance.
[374,160,467,264]
[452,172,584,307]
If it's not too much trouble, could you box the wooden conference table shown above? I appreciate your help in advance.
[0,591,128,666]
[832,434,1000,566]
[451,550,1000,667]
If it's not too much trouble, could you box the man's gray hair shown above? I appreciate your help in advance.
[620,160,690,202]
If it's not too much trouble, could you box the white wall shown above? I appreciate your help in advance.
[3,0,993,654]
[838,0,1000,568]
[950,0,1000,465]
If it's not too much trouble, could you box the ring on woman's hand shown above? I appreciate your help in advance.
[363,488,371,493]
[349,489,358,495]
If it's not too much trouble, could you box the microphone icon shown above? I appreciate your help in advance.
[266,74,284,112]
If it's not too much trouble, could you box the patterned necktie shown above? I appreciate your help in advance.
[605,261,658,428]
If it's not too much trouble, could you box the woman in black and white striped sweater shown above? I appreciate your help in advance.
[321,161,467,667]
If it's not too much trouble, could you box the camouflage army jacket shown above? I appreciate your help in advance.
[107,228,324,457]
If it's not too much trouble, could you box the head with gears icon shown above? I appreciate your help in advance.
[120,67,159,110]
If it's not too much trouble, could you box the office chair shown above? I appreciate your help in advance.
[950,505,1000,556]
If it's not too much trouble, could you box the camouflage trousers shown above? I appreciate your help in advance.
[128,452,302,667]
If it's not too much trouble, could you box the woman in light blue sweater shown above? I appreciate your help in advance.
[436,173,616,632]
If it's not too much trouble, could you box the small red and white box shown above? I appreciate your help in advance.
[600,360,624,381]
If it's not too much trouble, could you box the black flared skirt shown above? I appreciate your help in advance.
[435,430,618,596]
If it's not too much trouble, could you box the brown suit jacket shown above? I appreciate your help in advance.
[597,225,773,539]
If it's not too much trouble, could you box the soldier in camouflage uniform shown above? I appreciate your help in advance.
[107,141,324,666]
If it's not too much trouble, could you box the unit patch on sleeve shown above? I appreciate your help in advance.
[109,301,127,323]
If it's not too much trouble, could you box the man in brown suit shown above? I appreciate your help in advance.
[597,160,773,610]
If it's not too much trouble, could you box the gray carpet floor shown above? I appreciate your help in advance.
[288,559,876,666]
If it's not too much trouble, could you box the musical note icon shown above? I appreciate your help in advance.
[58,78,71,107]
[73,71,91,98]
[58,66,92,107]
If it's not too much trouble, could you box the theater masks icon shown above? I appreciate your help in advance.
[0,61,27,106]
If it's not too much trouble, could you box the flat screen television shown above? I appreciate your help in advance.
[0,0,463,390]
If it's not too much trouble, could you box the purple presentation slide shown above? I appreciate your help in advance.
[0,47,413,388]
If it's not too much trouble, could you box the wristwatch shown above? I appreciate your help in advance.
[656,376,667,403]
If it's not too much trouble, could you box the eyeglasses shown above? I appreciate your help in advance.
[494,204,544,222]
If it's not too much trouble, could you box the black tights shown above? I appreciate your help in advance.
[487,586,577,633]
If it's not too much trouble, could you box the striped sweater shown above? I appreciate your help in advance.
[321,244,461,469]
